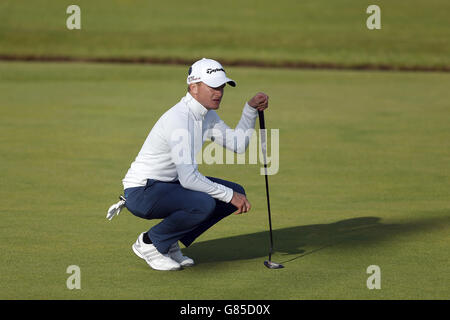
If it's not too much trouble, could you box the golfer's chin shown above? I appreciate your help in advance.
[207,101,221,110]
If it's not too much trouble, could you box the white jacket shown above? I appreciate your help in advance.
[122,92,257,203]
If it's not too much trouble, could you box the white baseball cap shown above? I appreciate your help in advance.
[187,58,236,88]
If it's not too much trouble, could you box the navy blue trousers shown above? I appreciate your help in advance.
[124,177,245,254]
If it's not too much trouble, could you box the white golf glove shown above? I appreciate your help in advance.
[106,196,126,220]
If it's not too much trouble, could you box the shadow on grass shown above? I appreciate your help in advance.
[183,215,449,265]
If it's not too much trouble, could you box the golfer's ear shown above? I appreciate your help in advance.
[189,83,199,95]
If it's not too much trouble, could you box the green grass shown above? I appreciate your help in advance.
[0,61,449,299]
[0,0,449,67]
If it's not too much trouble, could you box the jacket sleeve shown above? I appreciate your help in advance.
[207,103,258,154]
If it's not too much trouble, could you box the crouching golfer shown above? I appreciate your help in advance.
[109,58,269,271]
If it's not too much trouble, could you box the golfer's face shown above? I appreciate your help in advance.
[197,82,225,110]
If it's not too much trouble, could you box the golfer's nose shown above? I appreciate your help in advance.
[214,87,223,98]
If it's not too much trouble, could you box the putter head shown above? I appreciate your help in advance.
[264,260,284,269]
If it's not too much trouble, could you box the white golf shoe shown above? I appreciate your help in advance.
[132,233,181,271]
[168,241,195,267]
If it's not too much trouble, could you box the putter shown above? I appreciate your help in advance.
[258,110,284,269]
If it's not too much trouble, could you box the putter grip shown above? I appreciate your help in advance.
[258,110,268,166]
[258,110,266,129]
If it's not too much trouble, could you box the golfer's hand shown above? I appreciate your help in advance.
[248,92,269,111]
[230,192,251,214]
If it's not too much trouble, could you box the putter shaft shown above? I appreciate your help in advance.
[258,111,277,265]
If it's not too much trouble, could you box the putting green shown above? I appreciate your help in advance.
[0,62,449,299]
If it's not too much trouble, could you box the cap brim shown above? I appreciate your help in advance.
[204,77,236,88]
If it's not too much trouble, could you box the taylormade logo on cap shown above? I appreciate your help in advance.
[206,68,225,74]
[187,58,236,88]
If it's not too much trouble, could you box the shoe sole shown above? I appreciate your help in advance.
[179,259,195,267]
[181,262,195,267]
[132,243,181,271]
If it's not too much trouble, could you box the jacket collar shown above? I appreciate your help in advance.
[183,92,208,120]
